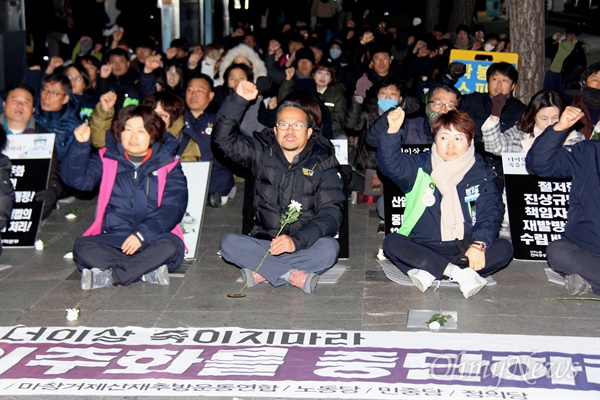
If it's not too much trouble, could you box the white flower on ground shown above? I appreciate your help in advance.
[289,200,302,213]
[63,252,74,259]
[65,308,80,321]
[428,321,441,330]
[34,240,44,250]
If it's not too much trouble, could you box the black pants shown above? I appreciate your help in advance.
[547,238,600,294]
[73,234,184,286]
[383,233,513,279]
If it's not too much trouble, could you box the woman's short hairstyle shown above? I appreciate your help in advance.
[516,90,566,134]
[277,100,315,128]
[142,92,186,125]
[111,105,166,145]
[66,63,93,92]
[486,62,519,86]
[431,109,476,145]
[223,63,254,86]
[312,61,337,85]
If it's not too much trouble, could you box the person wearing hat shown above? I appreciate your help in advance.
[278,47,317,101]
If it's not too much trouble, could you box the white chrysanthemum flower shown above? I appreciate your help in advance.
[289,200,302,213]
[65,308,80,321]
[428,321,441,330]
[34,240,44,250]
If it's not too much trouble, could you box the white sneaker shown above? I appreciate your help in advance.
[451,268,488,299]
[407,269,436,292]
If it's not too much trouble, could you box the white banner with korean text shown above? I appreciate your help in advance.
[1,326,599,398]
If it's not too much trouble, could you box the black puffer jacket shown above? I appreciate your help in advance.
[213,92,345,251]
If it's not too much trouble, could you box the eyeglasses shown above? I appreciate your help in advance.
[276,122,308,131]
[41,88,66,99]
[429,100,457,110]
[67,75,82,82]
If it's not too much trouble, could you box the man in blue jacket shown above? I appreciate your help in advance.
[213,81,345,294]
[526,106,598,296]
[33,74,82,162]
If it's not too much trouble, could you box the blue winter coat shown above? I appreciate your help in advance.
[378,129,504,249]
[60,131,188,249]
[34,98,82,162]
[526,126,600,254]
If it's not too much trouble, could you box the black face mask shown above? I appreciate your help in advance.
[582,84,600,109]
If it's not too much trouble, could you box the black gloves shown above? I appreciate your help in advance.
[35,185,60,205]
[453,235,471,269]
[491,93,509,117]
[447,62,467,81]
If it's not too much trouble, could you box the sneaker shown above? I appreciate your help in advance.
[240,268,266,288]
[565,274,592,296]
[451,267,487,299]
[141,265,170,285]
[81,268,112,290]
[285,269,319,294]
[407,269,436,292]
[208,192,222,208]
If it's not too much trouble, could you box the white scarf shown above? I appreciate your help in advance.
[430,143,476,241]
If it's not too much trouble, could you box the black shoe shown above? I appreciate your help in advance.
[208,192,222,208]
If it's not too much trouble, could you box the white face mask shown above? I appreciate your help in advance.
[484,43,495,52]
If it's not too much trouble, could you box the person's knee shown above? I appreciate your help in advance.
[319,237,340,265]
[220,233,237,253]
[546,240,567,267]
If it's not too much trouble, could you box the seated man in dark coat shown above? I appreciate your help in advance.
[213,81,345,294]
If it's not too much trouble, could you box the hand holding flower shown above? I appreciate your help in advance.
[270,235,296,255]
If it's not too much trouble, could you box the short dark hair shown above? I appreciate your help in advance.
[80,54,101,70]
[187,73,214,92]
[516,90,566,135]
[486,62,518,86]
[369,43,392,60]
[136,36,157,51]
[107,48,130,62]
[430,84,462,107]
[6,83,36,101]
[142,92,185,127]
[110,105,166,145]
[277,100,315,128]
[456,24,470,35]
[223,63,254,86]
[376,76,403,95]
[432,109,476,145]
[582,61,600,84]
[43,73,72,97]
[170,38,189,53]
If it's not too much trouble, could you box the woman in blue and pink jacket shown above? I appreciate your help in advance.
[60,106,188,290]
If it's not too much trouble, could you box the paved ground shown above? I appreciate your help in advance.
[1,181,598,336]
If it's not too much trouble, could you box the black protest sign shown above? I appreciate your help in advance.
[2,134,54,247]
[503,153,570,260]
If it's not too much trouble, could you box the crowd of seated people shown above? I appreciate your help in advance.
[1,3,598,297]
